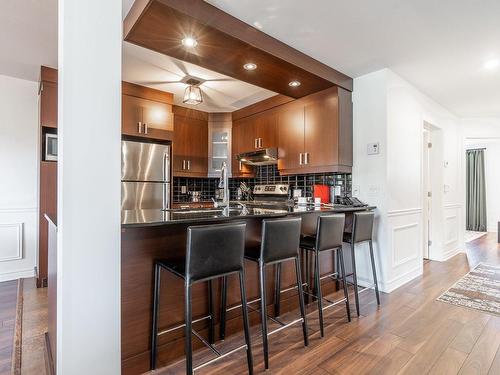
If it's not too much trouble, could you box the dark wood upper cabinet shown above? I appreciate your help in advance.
[254,110,278,149]
[40,81,57,129]
[304,89,339,168]
[277,101,305,171]
[278,86,353,174]
[173,107,208,177]
[231,120,255,178]
[122,95,173,140]
[122,82,174,141]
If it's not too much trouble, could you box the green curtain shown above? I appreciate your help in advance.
[466,149,487,231]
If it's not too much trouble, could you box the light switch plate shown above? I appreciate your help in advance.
[367,142,380,155]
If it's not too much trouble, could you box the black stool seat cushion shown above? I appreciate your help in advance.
[343,232,353,244]
[300,235,316,250]
[156,258,186,279]
[244,244,261,261]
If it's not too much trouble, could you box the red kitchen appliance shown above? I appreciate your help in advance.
[313,185,329,204]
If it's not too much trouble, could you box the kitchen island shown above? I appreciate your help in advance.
[121,204,375,374]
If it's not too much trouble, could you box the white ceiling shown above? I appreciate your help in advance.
[122,42,276,112]
[0,0,58,81]
[2,0,499,116]
[207,0,500,118]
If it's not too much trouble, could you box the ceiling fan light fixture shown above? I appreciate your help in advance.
[183,85,203,105]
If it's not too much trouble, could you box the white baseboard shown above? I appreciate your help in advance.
[378,266,423,293]
[433,247,462,262]
[0,267,35,282]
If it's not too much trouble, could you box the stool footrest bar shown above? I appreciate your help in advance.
[158,314,212,336]
[193,343,248,372]
[267,318,304,337]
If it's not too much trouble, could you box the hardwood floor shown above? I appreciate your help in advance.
[0,280,18,375]
[152,233,500,375]
[4,233,500,374]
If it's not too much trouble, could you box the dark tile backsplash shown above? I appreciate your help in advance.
[173,164,351,203]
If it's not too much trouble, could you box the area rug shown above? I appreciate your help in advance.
[437,263,500,316]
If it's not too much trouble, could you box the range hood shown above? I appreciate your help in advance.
[237,148,278,166]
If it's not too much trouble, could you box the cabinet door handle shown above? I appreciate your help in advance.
[137,122,142,133]
[239,161,243,171]
[305,152,309,165]
[182,160,186,170]
[254,138,258,149]
[299,153,303,165]
[187,160,191,170]
[259,138,262,148]
[144,123,148,134]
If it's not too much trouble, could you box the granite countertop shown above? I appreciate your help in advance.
[121,204,376,227]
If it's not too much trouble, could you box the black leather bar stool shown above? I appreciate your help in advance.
[221,217,308,370]
[151,223,253,375]
[344,211,380,317]
[299,214,351,337]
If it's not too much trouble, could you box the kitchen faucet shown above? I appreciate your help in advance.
[213,162,230,211]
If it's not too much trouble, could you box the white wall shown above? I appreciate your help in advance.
[57,0,122,373]
[463,119,500,232]
[0,74,39,281]
[353,69,463,293]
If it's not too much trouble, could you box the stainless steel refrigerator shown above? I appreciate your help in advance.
[121,140,171,210]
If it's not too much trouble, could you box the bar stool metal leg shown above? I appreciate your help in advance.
[314,251,325,337]
[259,262,270,369]
[208,279,215,344]
[351,243,360,317]
[238,269,254,375]
[151,263,161,369]
[369,240,381,305]
[294,256,309,346]
[274,263,281,318]
[220,276,228,340]
[185,282,193,375]
[303,250,310,304]
[338,248,351,322]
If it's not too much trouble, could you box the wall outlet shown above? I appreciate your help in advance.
[367,142,380,155]
[181,186,187,194]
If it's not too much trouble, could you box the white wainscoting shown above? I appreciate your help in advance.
[0,207,38,281]
[381,208,423,292]
[0,222,23,262]
[439,203,462,261]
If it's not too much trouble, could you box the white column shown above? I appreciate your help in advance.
[57,0,121,374]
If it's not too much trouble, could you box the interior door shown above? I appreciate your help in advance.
[304,89,338,168]
[277,101,305,171]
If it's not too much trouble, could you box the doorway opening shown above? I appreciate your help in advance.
[422,126,432,259]
[422,122,441,260]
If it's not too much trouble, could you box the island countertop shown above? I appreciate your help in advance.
[121,204,376,227]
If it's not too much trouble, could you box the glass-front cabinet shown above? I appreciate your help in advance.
[208,113,232,177]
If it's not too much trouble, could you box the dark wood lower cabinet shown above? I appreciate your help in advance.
[121,212,351,374]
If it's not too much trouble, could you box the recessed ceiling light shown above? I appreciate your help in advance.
[181,37,198,48]
[253,21,263,30]
[289,80,301,87]
[484,59,499,70]
[243,63,257,71]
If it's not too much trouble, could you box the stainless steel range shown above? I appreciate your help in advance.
[244,184,291,210]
